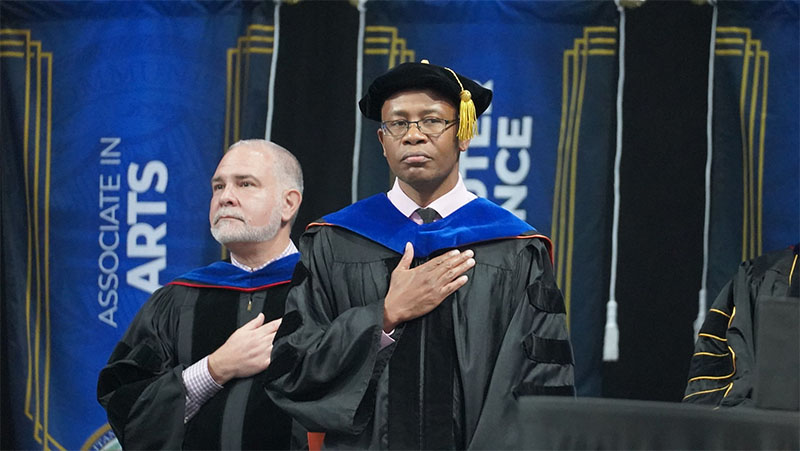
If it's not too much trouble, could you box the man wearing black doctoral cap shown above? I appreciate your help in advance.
[266,61,575,449]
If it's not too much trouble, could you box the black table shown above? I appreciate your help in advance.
[510,396,799,450]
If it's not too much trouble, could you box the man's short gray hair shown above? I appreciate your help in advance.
[227,139,304,195]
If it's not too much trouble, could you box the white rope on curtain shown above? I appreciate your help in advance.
[351,0,367,204]
[264,0,282,141]
[603,1,626,362]
[696,1,718,340]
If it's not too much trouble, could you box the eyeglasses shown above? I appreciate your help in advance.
[380,117,457,137]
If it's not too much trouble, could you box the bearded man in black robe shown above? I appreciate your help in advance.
[97,139,304,449]
[265,61,575,450]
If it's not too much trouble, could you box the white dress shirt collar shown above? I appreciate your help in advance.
[386,174,477,223]
[230,241,298,272]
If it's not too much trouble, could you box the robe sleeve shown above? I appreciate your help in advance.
[469,237,575,449]
[513,238,576,394]
[265,226,390,434]
[683,260,756,407]
[96,285,188,449]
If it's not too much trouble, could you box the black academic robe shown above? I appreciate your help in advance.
[266,194,575,450]
[97,255,300,450]
[683,244,799,406]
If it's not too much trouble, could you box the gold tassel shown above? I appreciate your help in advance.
[457,89,477,141]
[441,65,477,140]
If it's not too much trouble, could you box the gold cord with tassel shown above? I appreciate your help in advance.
[457,90,477,140]
[441,65,477,140]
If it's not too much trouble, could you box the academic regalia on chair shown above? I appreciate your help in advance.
[683,244,800,407]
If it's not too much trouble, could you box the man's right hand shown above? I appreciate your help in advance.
[208,313,282,385]
[383,242,475,332]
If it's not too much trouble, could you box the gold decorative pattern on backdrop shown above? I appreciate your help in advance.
[716,27,769,261]
[1,28,61,451]
[551,27,617,322]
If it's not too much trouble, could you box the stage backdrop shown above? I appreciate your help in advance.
[2,1,797,450]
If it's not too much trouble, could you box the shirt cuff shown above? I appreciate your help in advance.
[379,329,396,349]
[182,355,224,423]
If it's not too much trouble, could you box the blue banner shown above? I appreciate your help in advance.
[356,0,619,396]
[0,2,275,449]
[707,1,799,298]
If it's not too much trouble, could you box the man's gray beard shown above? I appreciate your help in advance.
[210,207,282,245]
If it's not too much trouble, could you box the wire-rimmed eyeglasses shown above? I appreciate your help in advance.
[380,117,457,137]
